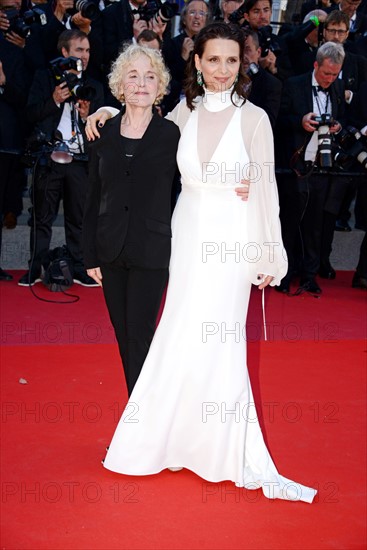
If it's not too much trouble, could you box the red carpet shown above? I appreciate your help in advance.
[1,271,366,549]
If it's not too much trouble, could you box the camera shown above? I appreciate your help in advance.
[49,57,96,102]
[257,25,281,57]
[312,113,336,169]
[228,3,246,25]
[67,0,101,22]
[132,0,178,24]
[240,20,282,58]
[4,7,47,39]
[333,126,367,171]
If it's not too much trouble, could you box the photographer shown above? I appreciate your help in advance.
[216,0,244,23]
[162,0,210,112]
[243,28,282,128]
[323,11,367,103]
[241,0,280,75]
[18,29,104,287]
[0,30,31,280]
[275,41,346,294]
[339,0,367,44]
[102,0,173,76]
[0,0,26,48]
[286,9,328,76]
[32,0,104,82]
[349,80,367,290]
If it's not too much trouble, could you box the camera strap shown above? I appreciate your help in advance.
[70,103,84,154]
[312,86,330,117]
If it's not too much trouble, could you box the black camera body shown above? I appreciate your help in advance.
[240,20,282,58]
[67,0,101,22]
[228,4,246,25]
[132,0,178,23]
[334,126,367,171]
[4,7,47,39]
[49,57,96,102]
[313,113,335,126]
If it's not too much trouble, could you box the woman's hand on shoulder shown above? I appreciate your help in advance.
[235,179,250,201]
[87,267,103,286]
[85,110,113,141]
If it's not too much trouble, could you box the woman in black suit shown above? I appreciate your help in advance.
[82,45,180,395]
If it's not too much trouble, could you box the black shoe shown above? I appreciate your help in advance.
[352,273,367,289]
[318,262,336,280]
[335,220,351,232]
[18,271,42,286]
[0,268,13,281]
[299,278,322,294]
[73,271,99,287]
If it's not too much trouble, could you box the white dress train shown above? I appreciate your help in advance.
[103,90,317,504]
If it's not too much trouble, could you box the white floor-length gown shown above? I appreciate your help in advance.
[103,90,317,503]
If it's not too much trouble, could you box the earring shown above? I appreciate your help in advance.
[196,70,203,86]
[120,93,125,103]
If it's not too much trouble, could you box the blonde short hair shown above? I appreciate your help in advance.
[108,44,170,104]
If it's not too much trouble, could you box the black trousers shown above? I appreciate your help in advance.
[0,153,24,258]
[101,262,168,396]
[278,171,352,281]
[30,160,88,273]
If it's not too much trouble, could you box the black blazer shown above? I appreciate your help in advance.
[102,0,134,71]
[248,66,282,129]
[27,68,105,141]
[82,110,180,269]
[276,71,346,168]
[0,39,31,149]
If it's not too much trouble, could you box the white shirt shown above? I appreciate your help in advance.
[305,72,332,162]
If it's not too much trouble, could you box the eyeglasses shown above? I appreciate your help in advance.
[325,28,348,35]
[188,10,207,17]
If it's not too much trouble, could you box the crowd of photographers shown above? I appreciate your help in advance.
[0,0,366,291]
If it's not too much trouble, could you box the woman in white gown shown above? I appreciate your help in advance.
[87,23,317,503]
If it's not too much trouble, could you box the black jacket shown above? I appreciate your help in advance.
[248,66,282,129]
[102,0,134,71]
[0,39,31,149]
[27,68,105,141]
[83,110,180,269]
[276,71,346,168]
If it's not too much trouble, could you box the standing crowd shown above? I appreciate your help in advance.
[0,0,366,290]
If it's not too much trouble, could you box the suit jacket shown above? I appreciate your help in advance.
[0,38,31,149]
[102,0,134,71]
[276,71,346,168]
[341,51,367,92]
[82,110,180,269]
[348,11,367,41]
[27,68,105,142]
[248,66,282,129]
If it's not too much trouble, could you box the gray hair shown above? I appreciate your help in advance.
[303,9,328,24]
[108,43,170,103]
[180,0,211,33]
[316,41,345,66]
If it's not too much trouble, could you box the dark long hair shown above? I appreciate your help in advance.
[183,22,250,111]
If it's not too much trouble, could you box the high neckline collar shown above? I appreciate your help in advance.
[202,86,240,112]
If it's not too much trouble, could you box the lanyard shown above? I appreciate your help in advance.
[312,86,330,116]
